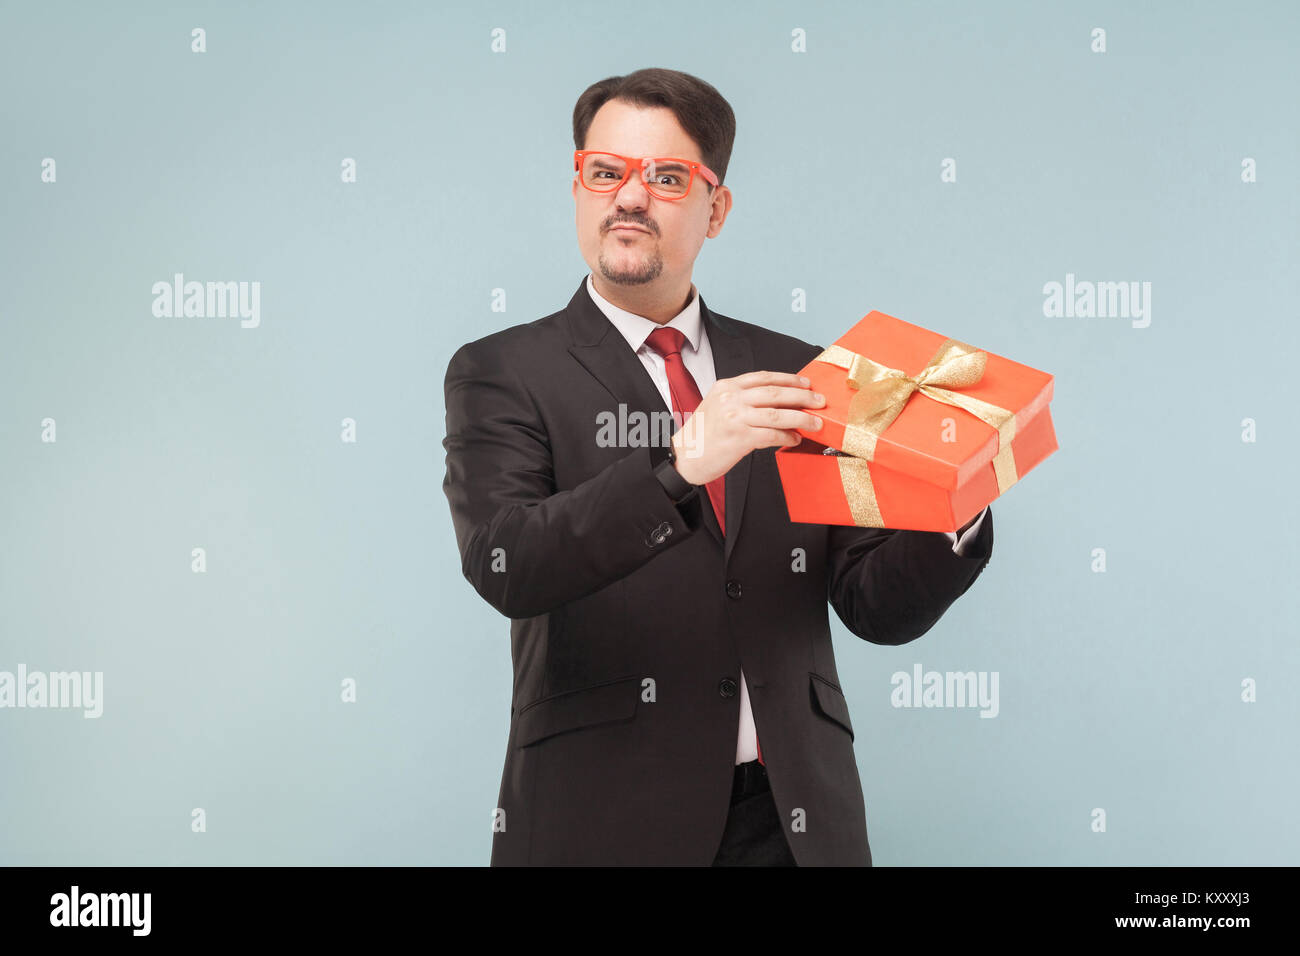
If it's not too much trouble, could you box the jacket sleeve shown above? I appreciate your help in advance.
[441,339,703,619]
[825,506,993,645]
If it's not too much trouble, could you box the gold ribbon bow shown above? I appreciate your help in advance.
[812,338,1020,526]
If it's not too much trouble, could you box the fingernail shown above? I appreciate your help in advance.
[799,376,810,385]
[812,416,823,429]
[812,392,824,403]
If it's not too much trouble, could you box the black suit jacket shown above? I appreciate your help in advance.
[441,276,993,865]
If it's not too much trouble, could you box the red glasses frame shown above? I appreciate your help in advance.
[574,150,719,201]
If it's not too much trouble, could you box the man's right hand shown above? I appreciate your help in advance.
[671,371,826,486]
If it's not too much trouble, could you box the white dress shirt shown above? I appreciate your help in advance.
[585,274,988,763]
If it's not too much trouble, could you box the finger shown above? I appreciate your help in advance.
[729,370,812,391]
[753,427,805,449]
[741,384,826,408]
[743,406,824,432]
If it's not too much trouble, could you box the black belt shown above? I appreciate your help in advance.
[732,759,769,802]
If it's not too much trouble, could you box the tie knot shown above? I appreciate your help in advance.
[645,326,687,359]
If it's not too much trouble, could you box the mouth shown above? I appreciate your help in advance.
[610,225,650,234]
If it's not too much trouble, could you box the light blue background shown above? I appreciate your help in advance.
[1,0,1295,865]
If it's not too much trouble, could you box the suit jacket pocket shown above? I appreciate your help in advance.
[809,672,855,741]
[515,676,641,748]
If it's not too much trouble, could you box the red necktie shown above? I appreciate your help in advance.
[644,327,765,766]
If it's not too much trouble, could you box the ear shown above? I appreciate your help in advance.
[705,185,733,239]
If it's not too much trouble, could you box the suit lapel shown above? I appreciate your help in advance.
[563,278,754,558]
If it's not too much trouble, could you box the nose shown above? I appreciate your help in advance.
[613,174,651,214]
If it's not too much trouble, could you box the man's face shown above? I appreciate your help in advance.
[573,100,729,288]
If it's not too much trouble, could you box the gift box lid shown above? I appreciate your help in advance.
[797,310,1054,491]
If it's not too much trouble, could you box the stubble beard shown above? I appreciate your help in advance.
[598,240,663,286]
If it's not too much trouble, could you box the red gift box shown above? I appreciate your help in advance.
[774,310,1058,531]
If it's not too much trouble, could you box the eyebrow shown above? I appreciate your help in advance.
[591,156,691,168]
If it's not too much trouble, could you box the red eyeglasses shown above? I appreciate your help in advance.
[574,150,719,201]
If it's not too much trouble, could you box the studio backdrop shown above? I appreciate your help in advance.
[1,0,1296,865]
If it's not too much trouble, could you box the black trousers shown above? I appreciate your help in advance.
[711,760,798,866]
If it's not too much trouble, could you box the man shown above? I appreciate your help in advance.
[442,68,992,866]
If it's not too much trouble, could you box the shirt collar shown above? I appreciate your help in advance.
[585,273,702,354]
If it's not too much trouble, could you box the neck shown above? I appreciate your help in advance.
[592,274,694,325]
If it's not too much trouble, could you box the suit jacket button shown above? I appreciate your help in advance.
[725,579,742,599]
[718,678,738,698]
[645,521,672,547]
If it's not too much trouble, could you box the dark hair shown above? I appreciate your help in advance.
[572,68,736,191]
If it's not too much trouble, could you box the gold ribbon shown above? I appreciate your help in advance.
[813,339,1020,527]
